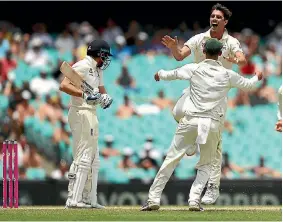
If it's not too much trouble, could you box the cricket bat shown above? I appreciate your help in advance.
[60,61,94,94]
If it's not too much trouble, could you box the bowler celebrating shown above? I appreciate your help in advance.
[162,3,247,204]
[142,38,262,211]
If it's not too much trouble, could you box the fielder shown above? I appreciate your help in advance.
[162,3,247,204]
[59,40,113,208]
[275,85,282,132]
[141,38,262,211]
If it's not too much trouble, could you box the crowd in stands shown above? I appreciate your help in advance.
[0,18,281,182]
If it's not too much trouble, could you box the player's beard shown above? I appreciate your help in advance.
[96,59,103,68]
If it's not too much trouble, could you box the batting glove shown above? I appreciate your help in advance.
[83,92,102,106]
[99,94,113,109]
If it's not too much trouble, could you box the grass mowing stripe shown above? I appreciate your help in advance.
[0,206,281,221]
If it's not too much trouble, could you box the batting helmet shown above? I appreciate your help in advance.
[87,40,113,70]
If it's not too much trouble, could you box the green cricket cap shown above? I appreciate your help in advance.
[204,38,223,55]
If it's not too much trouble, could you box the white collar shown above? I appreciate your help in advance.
[204,28,229,40]
[202,59,223,67]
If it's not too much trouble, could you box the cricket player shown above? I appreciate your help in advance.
[141,38,262,211]
[59,40,113,208]
[275,86,282,132]
[162,3,247,204]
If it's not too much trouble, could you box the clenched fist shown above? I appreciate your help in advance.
[255,71,263,81]
[275,120,282,132]
[154,72,160,81]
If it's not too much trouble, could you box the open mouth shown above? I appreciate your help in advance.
[212,23,218,28]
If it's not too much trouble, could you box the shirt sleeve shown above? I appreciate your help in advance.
[228,70,259,91]
[184,34,200,52]
[158,64,197,81]
[230,38,244,54]
[72,62,88,79]
[99,70,104,86]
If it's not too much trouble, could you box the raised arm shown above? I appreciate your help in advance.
[224,38,247,67]
[234,51,247,67]
[154,64,197,81]
[161,36,192,61]
[228,70,262,91]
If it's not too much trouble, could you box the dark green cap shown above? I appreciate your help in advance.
[204,38,223,55]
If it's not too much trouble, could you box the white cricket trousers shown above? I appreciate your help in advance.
[68,107,99,165]
[148,116,221,204]
[173,91,222,187]
[67,107,99,204]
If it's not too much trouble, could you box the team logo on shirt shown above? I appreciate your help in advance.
[201,40,206,49]
[89,68,93,76]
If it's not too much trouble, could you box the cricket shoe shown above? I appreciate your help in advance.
[201,183,219,205]
[65,201,92,209]
[74,202,105,209]
[140,201,160,211]
[188,201,204,211]
[65,199,105,209]
[90,203,105,209]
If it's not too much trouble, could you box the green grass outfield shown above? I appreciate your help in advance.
[0,206,281,221]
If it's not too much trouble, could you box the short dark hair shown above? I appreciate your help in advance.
[211,3,232,20]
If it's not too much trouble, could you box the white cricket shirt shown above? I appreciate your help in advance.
[184,29,244,69]
[158,59,259,121]
[70,56,104,109]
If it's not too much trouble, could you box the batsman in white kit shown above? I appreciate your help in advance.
[161,3,247,204]
[59,40,113,208]
[141,38,262,211]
